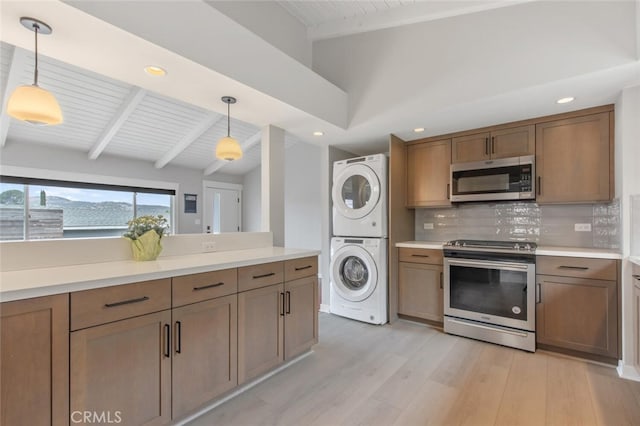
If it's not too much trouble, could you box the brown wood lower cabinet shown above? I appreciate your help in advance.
[238,276,318,384]
[70,310,172,426]
[172,294,238,419]
[397,248,444,323]
[633,264,640,371]
[1,294,69,426]
[536,275,618,359]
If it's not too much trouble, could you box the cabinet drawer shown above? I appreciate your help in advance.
[398,248,443,265]
[536,256,617,281]
[284,256,318,281]
[172,268,237,307]
[71,279,171,331]
[238,261,284,292]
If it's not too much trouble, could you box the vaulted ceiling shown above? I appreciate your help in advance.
[1,0,639,169]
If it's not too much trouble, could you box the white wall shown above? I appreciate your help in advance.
[284,141,322,250]
[0,140,242,234]
[208,1,312,67]
[242,166,262,232]
[615,83,640,379]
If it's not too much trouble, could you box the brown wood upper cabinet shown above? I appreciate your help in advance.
[1,294,69,426]
[536,112,613,203]
[406,139,452,208]
[452,125,534,163]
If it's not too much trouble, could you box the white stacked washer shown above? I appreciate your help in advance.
[330,154,388,324]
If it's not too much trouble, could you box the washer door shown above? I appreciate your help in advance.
[330,245,378,302]
[332,164,381,220]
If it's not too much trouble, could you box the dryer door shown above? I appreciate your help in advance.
[332,164,381,220]
[330,245,378,302]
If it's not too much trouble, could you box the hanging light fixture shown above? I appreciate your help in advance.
[6,17,63,125]
[215,96,242,161]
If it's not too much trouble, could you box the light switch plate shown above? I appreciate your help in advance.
[423,223,434,230]
[574,223,592,232]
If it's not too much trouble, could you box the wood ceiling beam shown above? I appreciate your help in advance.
[88,86,146,160]
[203,130,262,176]
[154,114,223,169]
[0,46,29,147]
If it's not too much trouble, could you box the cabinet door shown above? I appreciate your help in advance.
[536,275,617,358]
[172,294,238,419]
[237,283,284,384]
[71,310,171,426]
[284,276,318,360]
[452,132,490,163]
[398,262,443,322]
[406,139,452,207]
[490,125,534,159]
[536,112,612,203]
[1,294,69,426]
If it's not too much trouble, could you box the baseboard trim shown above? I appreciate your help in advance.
[174,351,314,425]
[319,303,330,313]
[617,361,640,382]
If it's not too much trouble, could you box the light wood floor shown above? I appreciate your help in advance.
[188,313,640,426]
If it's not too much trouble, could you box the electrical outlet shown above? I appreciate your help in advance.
[574,223,592,232]
[202,241,217,252]
[423,223,434,230]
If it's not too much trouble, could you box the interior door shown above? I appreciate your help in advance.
[204,186,241,233]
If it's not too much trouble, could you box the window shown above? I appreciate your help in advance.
[0,177,174,241]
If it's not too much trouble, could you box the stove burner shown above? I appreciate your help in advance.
[444,239,537,253]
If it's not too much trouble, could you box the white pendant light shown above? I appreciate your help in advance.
[215,96,242,161]
[6,17,63,125]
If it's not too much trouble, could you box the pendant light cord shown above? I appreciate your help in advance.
[227,101,231,137]
[33,22,39,86]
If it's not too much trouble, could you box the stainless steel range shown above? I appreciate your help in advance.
[443,239,537,352]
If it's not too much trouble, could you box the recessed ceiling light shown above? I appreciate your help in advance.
[414,127,425,133]
[556,97,574,104]
[144,65,167,76]
[313,131,324,136]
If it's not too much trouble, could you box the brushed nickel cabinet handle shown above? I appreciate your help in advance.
[411,254,430,258]
[491,136,495,154]
[253,272,276,279]
[536,283,541,304]
[295,265,312,271]
[537,177,541,196]
[280,292,285,316]
[558,265,589,271]
[175,321,182,354]
[164,324,171,358]
[193,282,224,291]
[286,291,291,314]
[447,183,450,200]
[104,296,149,308]
[440,272,443,289]
[485,138,489,155]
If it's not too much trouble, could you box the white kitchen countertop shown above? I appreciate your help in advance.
[395,241,445,250]
[535,246,622,259]
[0,247,320,303]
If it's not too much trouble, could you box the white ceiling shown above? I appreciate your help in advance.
[0,0,639,167]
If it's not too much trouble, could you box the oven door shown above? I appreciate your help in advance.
[444,256,535,331]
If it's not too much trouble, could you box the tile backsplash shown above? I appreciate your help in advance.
[415,199,620,249]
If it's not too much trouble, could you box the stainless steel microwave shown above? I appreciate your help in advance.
[450,155,535,202]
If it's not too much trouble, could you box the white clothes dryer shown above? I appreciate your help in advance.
[332,154,387,238]
[330,237,387,325]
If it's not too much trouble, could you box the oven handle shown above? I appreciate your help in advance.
[446,258,530,272]
[446,318,529,338]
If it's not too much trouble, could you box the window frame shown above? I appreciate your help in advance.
[0,166,178,240]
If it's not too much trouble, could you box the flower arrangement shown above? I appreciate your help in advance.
[123,215,169,261]
[123,215,169,240]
